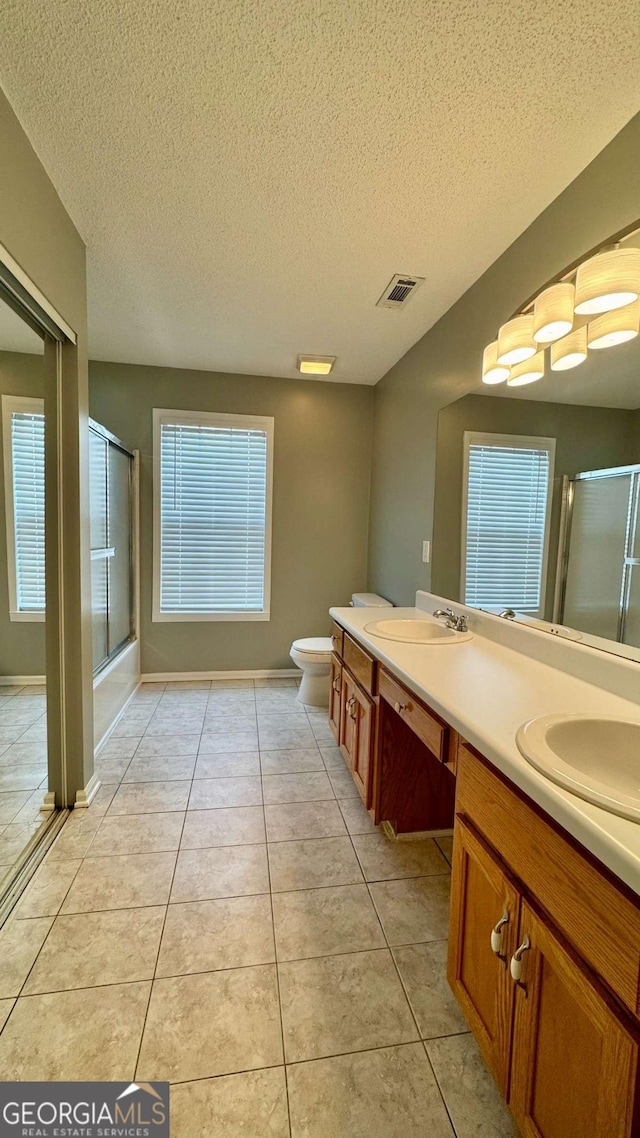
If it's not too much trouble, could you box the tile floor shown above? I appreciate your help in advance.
[0,684,50,885]
[0,678,518,1137]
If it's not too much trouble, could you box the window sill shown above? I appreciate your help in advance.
[152,610,271,623]
[9,611,45,623]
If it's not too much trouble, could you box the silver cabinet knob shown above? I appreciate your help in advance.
[510,935,531,982]
[490,910,509,955]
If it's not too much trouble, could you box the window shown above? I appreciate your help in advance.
[153,409,273,622]
[2,395,46,621]
[461,432,555,616]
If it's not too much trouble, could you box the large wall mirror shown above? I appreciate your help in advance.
[433,225,640,663]
[0,298,51,887]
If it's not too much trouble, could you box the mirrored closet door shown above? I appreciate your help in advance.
[89,420,135,674]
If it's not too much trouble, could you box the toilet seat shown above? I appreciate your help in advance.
[291,637,333,658]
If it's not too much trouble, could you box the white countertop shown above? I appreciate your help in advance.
[330,603,640,897]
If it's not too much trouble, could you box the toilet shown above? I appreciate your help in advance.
[290,593,393,706]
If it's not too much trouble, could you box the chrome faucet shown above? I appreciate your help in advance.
[433,607,468,633]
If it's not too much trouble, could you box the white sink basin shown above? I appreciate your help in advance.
[516,714,640,822]
[363,618,472,644]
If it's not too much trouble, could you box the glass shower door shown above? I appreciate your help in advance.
[89,420,134,673]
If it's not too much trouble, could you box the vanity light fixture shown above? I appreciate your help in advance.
[574,247,640,315]
[507,351,545,386]
[497,314,537,366]
[482,341,510,384]
[533,282,575,343]
[587,298,640,350]
[296,354,337,376]
[550,325,588,371]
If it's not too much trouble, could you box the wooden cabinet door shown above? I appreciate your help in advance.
[448,818,520,1096]
[328,654,342,741]
[349,680,373,806]
[339,670,373,805]
[509,900,639,1138]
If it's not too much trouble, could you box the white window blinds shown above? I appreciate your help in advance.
[3,398,46,616]
[462,433,555,615]
[154,410,273,621]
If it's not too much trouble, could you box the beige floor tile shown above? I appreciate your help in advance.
[262,772,334,805]
[369,876,451,945]
[318,745,343,769]
[0,982,151,1080]
[156,895,275,975]
[124,755,197,782]
[268,837,363,893]
[48,826,98,861]
[170,1067,290,1138]
[352,833,450,881]
[0,998,15,1031]
[88,783,119,815]
[209,679,255,689]
[93,757,132,782]
[194,752,260,778]
[61,852,176,912]
[181,806,265,849]
[273,883,385,960]
[436,835,454,865]
[265,800,347,842]
[0,767,45,793]
[136,735,200,757]
[337,796,378,835]
[0,792,32,824]
[0,917,54,997]
[393,942,468,1038]
[188,776,263,810]
[171,844,269,902]
[23,906,165,993]
[0,823,43,863]
[287,1042,455,1138]
[327,767,359,799]
[90,812,185,855]
[259,748,323,775]
[145,715,205,735]
[426,1033,519,1137]
[279,949,418,1062]
[14,859,81,919]
[108,781,190,815]
[259,725,317,751]
[98,737,142,760]
[136,965,283,1082]
[198,732,259,755]
[198,715,257,736]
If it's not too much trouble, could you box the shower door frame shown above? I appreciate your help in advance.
[554,464,640,644]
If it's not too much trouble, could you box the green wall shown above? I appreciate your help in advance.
[0,351,45,675]
[432,393,640,618]
[368,112,640,606]
[89,361,374,674]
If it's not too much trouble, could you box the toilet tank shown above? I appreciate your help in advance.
[350,592,393,608]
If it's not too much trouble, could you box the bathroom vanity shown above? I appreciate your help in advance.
[328,595,640,1137]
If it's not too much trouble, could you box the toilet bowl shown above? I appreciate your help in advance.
[290,638,333,707]
[290,593,393,707]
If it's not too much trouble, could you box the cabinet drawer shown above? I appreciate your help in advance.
[343,632,376,695]
[456,744,640,1018]
[378,668,446,760]
[330,622,344,658]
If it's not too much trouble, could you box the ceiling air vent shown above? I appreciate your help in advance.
[376,273,425,309]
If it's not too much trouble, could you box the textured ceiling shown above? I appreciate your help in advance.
[0,1,639,385]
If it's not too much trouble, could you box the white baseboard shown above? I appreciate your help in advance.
[75,772,102,809]
[0,675,46,686]
[141,668,300,682]
[41,791,56,814]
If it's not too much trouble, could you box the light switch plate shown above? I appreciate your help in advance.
[422,540,430,563]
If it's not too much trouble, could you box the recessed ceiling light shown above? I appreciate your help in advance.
[297,355,336,376]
